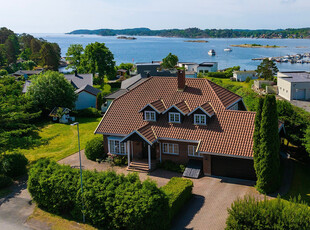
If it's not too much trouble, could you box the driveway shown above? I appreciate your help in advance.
[171,176,264,230]
[60,151,265,229]
[290,100,310,113]
[0,177,34,230]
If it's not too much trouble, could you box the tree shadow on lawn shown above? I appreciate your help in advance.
[170,195,205,230]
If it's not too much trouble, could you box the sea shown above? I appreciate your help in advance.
[32,33,310,72]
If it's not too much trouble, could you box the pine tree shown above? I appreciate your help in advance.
[253,97,264,173]
[256,95,280,193]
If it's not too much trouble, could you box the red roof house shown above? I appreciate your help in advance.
[95,70,261,179]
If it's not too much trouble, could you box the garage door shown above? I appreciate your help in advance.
[294,89,306,100]
[211,156,256,180]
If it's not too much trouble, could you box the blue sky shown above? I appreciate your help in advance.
[1,0,309,33]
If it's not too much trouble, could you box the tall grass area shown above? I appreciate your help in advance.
[14,117,101,162]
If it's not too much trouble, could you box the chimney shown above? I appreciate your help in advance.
[74,70,78,76]
[177,69,186,91]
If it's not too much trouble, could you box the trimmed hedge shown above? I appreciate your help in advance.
[161,177,193,220]
[207,72,229,78]
[74,108,101,118]
[28,159,170,230]
[226,196,310,230]
[85,137,105,161]
[0,174,13,189]
[0,153,29,178]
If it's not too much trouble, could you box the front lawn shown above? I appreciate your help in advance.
[285,161,310,205]
[17,117,101,163]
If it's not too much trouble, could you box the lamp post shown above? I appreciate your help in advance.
[71,122,85,223]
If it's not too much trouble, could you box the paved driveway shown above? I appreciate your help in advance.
[172,176,263,230]
[60,151,265,229]
[0,178,34,230]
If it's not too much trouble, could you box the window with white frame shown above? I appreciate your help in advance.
[169,112,181,123]
[194,114,207,125]
[108,139,126,155]
[144,111,156,121]
[163,143,179,155]
[188,145,201,157]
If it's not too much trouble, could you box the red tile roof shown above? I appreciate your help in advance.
[95,77,256,158]
[150,99,166,113]
[200,102,215,116]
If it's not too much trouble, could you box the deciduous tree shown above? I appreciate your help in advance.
[26,71,77,111]
[65,44,84,71]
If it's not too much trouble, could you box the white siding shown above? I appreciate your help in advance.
[277,77,292,101]
[75,91,97,110]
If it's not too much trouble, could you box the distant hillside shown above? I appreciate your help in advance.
[68,27,310,39]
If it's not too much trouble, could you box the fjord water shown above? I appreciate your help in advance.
[33,33,310,71]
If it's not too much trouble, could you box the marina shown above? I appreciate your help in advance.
[252,52,310,64]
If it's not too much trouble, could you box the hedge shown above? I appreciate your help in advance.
[0,153,29,178]
[226,196,310,230]
[157,160,186,173]
[0,174,13,189]
[207,72,229,78]
[85,137,105,161]
[161,177,193,220]
[28,159,170,230]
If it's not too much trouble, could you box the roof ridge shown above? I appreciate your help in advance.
[204,79,226,109]
[223,110,256,114]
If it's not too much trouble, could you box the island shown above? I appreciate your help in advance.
[230,44,286,48]
[184,40,208,43]
[68,27,310,39]
[117,36,137,40]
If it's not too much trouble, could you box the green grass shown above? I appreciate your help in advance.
[285,161,310,206]
[16,117,101,163]
[205,76,253,89]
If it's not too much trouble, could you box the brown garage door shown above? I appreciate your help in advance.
[211,155,256,180]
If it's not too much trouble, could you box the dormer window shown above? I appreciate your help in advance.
[169,112,181,123]
[194,114,206,125]
[145,111,156,121]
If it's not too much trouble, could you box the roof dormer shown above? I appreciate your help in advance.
[163,100,190,116]
[139,99,166,122]
[188,102,214,118]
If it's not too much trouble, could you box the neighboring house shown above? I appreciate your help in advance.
[64,71,93,89]
[101,74,147,113]
[177,62,218,75]
[117,69,127,78]
[233,70,258,82]
[136,62,176,78]
[277,71,310,101]
[13,69,43,79]
[22,80,32,94]
[75,85,101,110]
[95,70,285,180]
[197,62,218,73]
[49,107,75,124]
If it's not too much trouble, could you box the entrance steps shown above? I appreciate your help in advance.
[127,161,157,173]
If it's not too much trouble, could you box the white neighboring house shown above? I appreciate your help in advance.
[277,71,310,101]
[75,85,102,110]
[233,70,258,82]
[197,62,218,74]
[49,107,75,124]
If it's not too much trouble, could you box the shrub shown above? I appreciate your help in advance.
[113,155,127,166]
[108,82,121,89]
[207,72,228,78]
[0,69,8,76]
[226,196,310,230]
[0,174,13,189]
[245,76,251,83]
[157,160,186,173]
[85,137,105,161]
[28,159,170,230]
[75,108,101,118]
[161,177,193,220]
[0,153,29,178]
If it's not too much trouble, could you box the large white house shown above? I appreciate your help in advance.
[277,71,310,101]
[177,62,218,74]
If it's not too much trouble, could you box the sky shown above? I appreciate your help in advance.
[1,0,309,33]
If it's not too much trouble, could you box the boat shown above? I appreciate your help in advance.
[208,49,216,56]
[224,48,232,52]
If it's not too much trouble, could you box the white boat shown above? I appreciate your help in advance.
[208,49,216,56]
[224,48,232,52]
